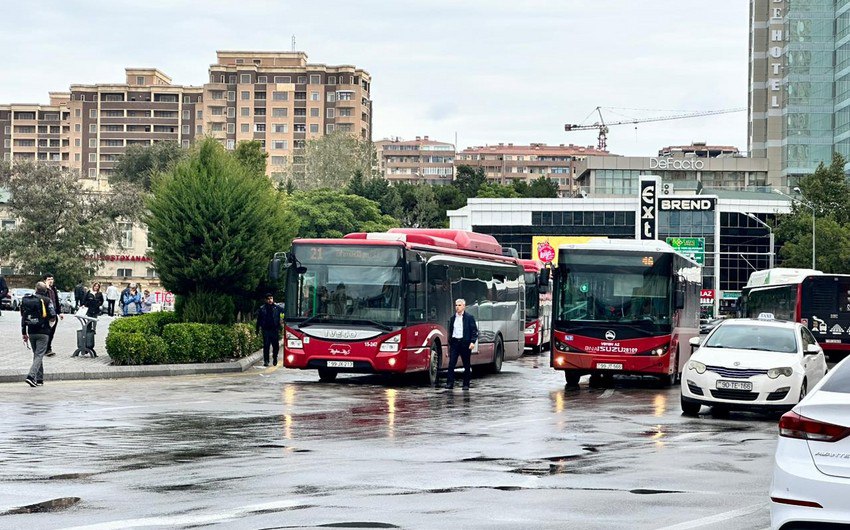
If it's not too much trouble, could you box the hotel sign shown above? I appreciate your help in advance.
[769,0,785,109]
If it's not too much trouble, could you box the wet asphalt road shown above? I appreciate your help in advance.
[0,352,781,530]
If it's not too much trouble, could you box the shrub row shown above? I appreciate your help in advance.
[106,314,262,365]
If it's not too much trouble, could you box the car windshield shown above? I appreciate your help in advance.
[703,323,798,353]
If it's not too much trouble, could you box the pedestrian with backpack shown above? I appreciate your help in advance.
[20,281,57,387]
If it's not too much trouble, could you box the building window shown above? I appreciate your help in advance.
[254,108,266,117]
[272,91,288,101]
[241,107,250,117]
[228,75,236,83]
[226,139,235,150]
[211,107,224,116]
[117,268,133,278]
[294,108,307,117]
[211,90,224,100]
[227,91,235,101]
[227,123,235,134]
[241,91,250,100]
[273,140,288,150]
[182,110,190,119]
[182,139,190,148]
[271,155,287,165]
[89,124,97,133]
[183,95,191,104]
[310,108,319,117]
[258,76,267,83]
[197,125,204,134]
[227,107,235,118]
[327,92,336,102]
[74,138,81,147]
[182,125,190,134]
[241,124,250,133]
[297,76,307,84]
[326,124,335,134]
[1,219,16,231]
[240,74,252,84]
[74,153,81,161]
[197,110,203,119]
[326,108,335,118]
[310,91,320,101]
[89,153,96,163]
[146,268,158,278]
[255,92,266,100]
[274,124,288,133]
[272,108,287,118]
[328,75,337,84]
[89,138,97,148]
[88,168,97,178]
[255,124,266,133]
[309,124,319,133]
[294,92,306,100]
[294,124,306,132]
[119,223,133,248]
[310,74,321,84]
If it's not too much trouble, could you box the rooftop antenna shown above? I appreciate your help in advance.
[291,35,296,52]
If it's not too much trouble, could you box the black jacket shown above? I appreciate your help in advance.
[448,312,479,343]
[256,303,284,333]
[83,291,104,318]
[21,294,57,335]
[46,285,61,315]
[0,275,8,299]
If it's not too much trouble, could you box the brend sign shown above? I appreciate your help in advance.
[660,198,716,211]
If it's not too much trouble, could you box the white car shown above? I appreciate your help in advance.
[770,356,850,528]
[681,315,828,415]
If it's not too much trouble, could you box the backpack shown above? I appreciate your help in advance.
[21,295,48,327]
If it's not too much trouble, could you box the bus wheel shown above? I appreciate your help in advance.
[487,338,504,374]
[658,350,679,387]
[318,368,338,382]
[588,373,604,388]
[564,371,581,388]
[425,342,441,387]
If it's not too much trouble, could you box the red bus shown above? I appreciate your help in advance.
[518,259,552,353]
[550,239,701,387]
[272,229,525,385]
[741,268,850,361]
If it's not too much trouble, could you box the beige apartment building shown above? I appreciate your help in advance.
[375,136,455,185]
[454,143,610,196]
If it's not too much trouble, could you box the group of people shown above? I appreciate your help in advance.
[74,282,155,317]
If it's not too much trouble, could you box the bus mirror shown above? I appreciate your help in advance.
[408,262,424,284]
[538,268,550,288]
[674,290,685,309]
[268,258,281,281]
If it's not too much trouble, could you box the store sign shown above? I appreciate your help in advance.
[637,176,659,240]
[660,197,716,211]
[649,158,705,170]
[538,242,555,263]
[700,289,715,305]
[666,237,705,265]
[721,291,741,300]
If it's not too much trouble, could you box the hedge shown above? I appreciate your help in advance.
[106,314,263,365]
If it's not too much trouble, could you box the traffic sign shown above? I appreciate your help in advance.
[666,237,705,265]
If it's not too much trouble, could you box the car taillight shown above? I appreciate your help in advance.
[779,411,850,442]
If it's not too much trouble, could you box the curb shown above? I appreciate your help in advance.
[0,351,265,384]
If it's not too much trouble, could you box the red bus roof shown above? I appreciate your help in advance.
[517,259,544,273]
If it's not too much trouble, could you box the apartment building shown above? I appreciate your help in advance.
[375,136,454,185]
[0,94,71,169]
[454,143,610,196]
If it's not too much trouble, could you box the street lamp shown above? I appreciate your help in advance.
[773,188,816,269]
[745,213,775,269]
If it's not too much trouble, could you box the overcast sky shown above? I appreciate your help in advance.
[0,0,749,156]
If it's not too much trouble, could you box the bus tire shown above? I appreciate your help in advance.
[658,349,679,387]
[318,368,338,382]
[487,337,504,374]
[424,341,441,387]
[564,371,581,388]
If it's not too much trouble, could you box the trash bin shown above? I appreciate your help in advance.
[73,315,98,357]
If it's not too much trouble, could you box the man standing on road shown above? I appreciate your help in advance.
[445,298,478,390]
[21,281,57,387]
[42,274,63,357]
[105,283,119,317]
[255,293,283,367]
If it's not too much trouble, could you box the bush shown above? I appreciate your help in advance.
[106,333,169,365]
[108,312,179,335]
[161,323,237,363]
[232,323,263,358]
[176,292,236,325]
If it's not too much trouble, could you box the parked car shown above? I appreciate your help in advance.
[699,317,726,335]
[9,288,35,311]
[0,291,11,310]
[770,355,850,528]
[681,313,829,415]
[57,291,74,314]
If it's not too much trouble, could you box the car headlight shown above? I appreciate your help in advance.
[380,334,401,352]
[768,367,793,379]
[285,330,303,349]
[688,360,706,374]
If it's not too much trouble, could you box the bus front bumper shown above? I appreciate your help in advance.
[551,350,670,375]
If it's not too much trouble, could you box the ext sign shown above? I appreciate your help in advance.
[666,237,705,265]
[637,176,660,240]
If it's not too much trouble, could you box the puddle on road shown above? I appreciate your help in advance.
[1,497,81,515]
[629,488,683,495]
[318,523,400,529]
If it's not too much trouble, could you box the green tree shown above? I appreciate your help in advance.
[110,141,186,191]
[393,183,442,227]
[346,174,402,217]
[288,130,376,190]
[477,182,521,198]
[795,152,850,225]
[526,176,560,198]
[233,140,268,178]
[288,189,397,239]
[145,138,297,323]
[0,162,123,289]
[453,165,487,198]
[777,216,850,272]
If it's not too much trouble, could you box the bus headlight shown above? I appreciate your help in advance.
[688,360,706,374]
[554,340,569,352]
[380,335,401,352]
[525,322,538,335]
[768,367,793,379]
[285,331,303,349]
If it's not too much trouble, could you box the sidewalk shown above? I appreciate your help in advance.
[0,311,263,384]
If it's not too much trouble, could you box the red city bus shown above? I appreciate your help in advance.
[550,239,701,387]
[518,259,552,353]
[272,229,525,385]
[741,268,850,361]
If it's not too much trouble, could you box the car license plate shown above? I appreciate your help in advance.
[596,363,623,370]
[327,360,353,368]
[716,380,753,391]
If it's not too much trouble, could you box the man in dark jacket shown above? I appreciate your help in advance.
[74,281,87,311]
[0,273,8,316]
[256,293,284,367]
[42,274,63,357]
[445,298,479,390]
[21,281,57,387]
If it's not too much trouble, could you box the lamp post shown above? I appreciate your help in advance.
[773,188,816,269]
[745,213,775,269]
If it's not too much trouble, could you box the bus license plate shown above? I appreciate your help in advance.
[716,380,752,391]
[597,363,623,370]
[327,361,353,368]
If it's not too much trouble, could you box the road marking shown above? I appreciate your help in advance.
[62,499,304,529]
[654,503,766,530]
[598,389,615,399]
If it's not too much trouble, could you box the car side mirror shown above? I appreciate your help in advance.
[805,344,821,355]
[689,336,702,347]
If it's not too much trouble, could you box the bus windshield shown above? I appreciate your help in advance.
[556,251,672,330]
[286,245,405,326]
[524,272,539,319]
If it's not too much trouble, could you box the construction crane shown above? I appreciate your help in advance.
[564,106,747,151]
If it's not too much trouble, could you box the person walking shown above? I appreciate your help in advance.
[445,298,479,390]
[255,293,284,367]
[73,281,87,311]
[82,282,104,333]
[20,281,57,387]
[105,283,119,317]
[0,273,8,317]
[42,274,64,357]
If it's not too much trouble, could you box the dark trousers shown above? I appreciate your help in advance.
[46,320,57,353]
[262,330,280,365]
[28,333,49,382]
[107,299,116,317]
[447,338,472,387]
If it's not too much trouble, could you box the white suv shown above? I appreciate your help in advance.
[681,314,828,415]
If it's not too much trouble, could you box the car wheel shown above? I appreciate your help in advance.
[680,396,701,416]
[318,368,338,382]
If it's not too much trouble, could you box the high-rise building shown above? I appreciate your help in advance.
[375,136,455,184]
[748,0,848,189]
[0,51,372,180]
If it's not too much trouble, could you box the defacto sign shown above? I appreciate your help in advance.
[659,197,717,211]
[637,176,660,240]
[649,158,705,170]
